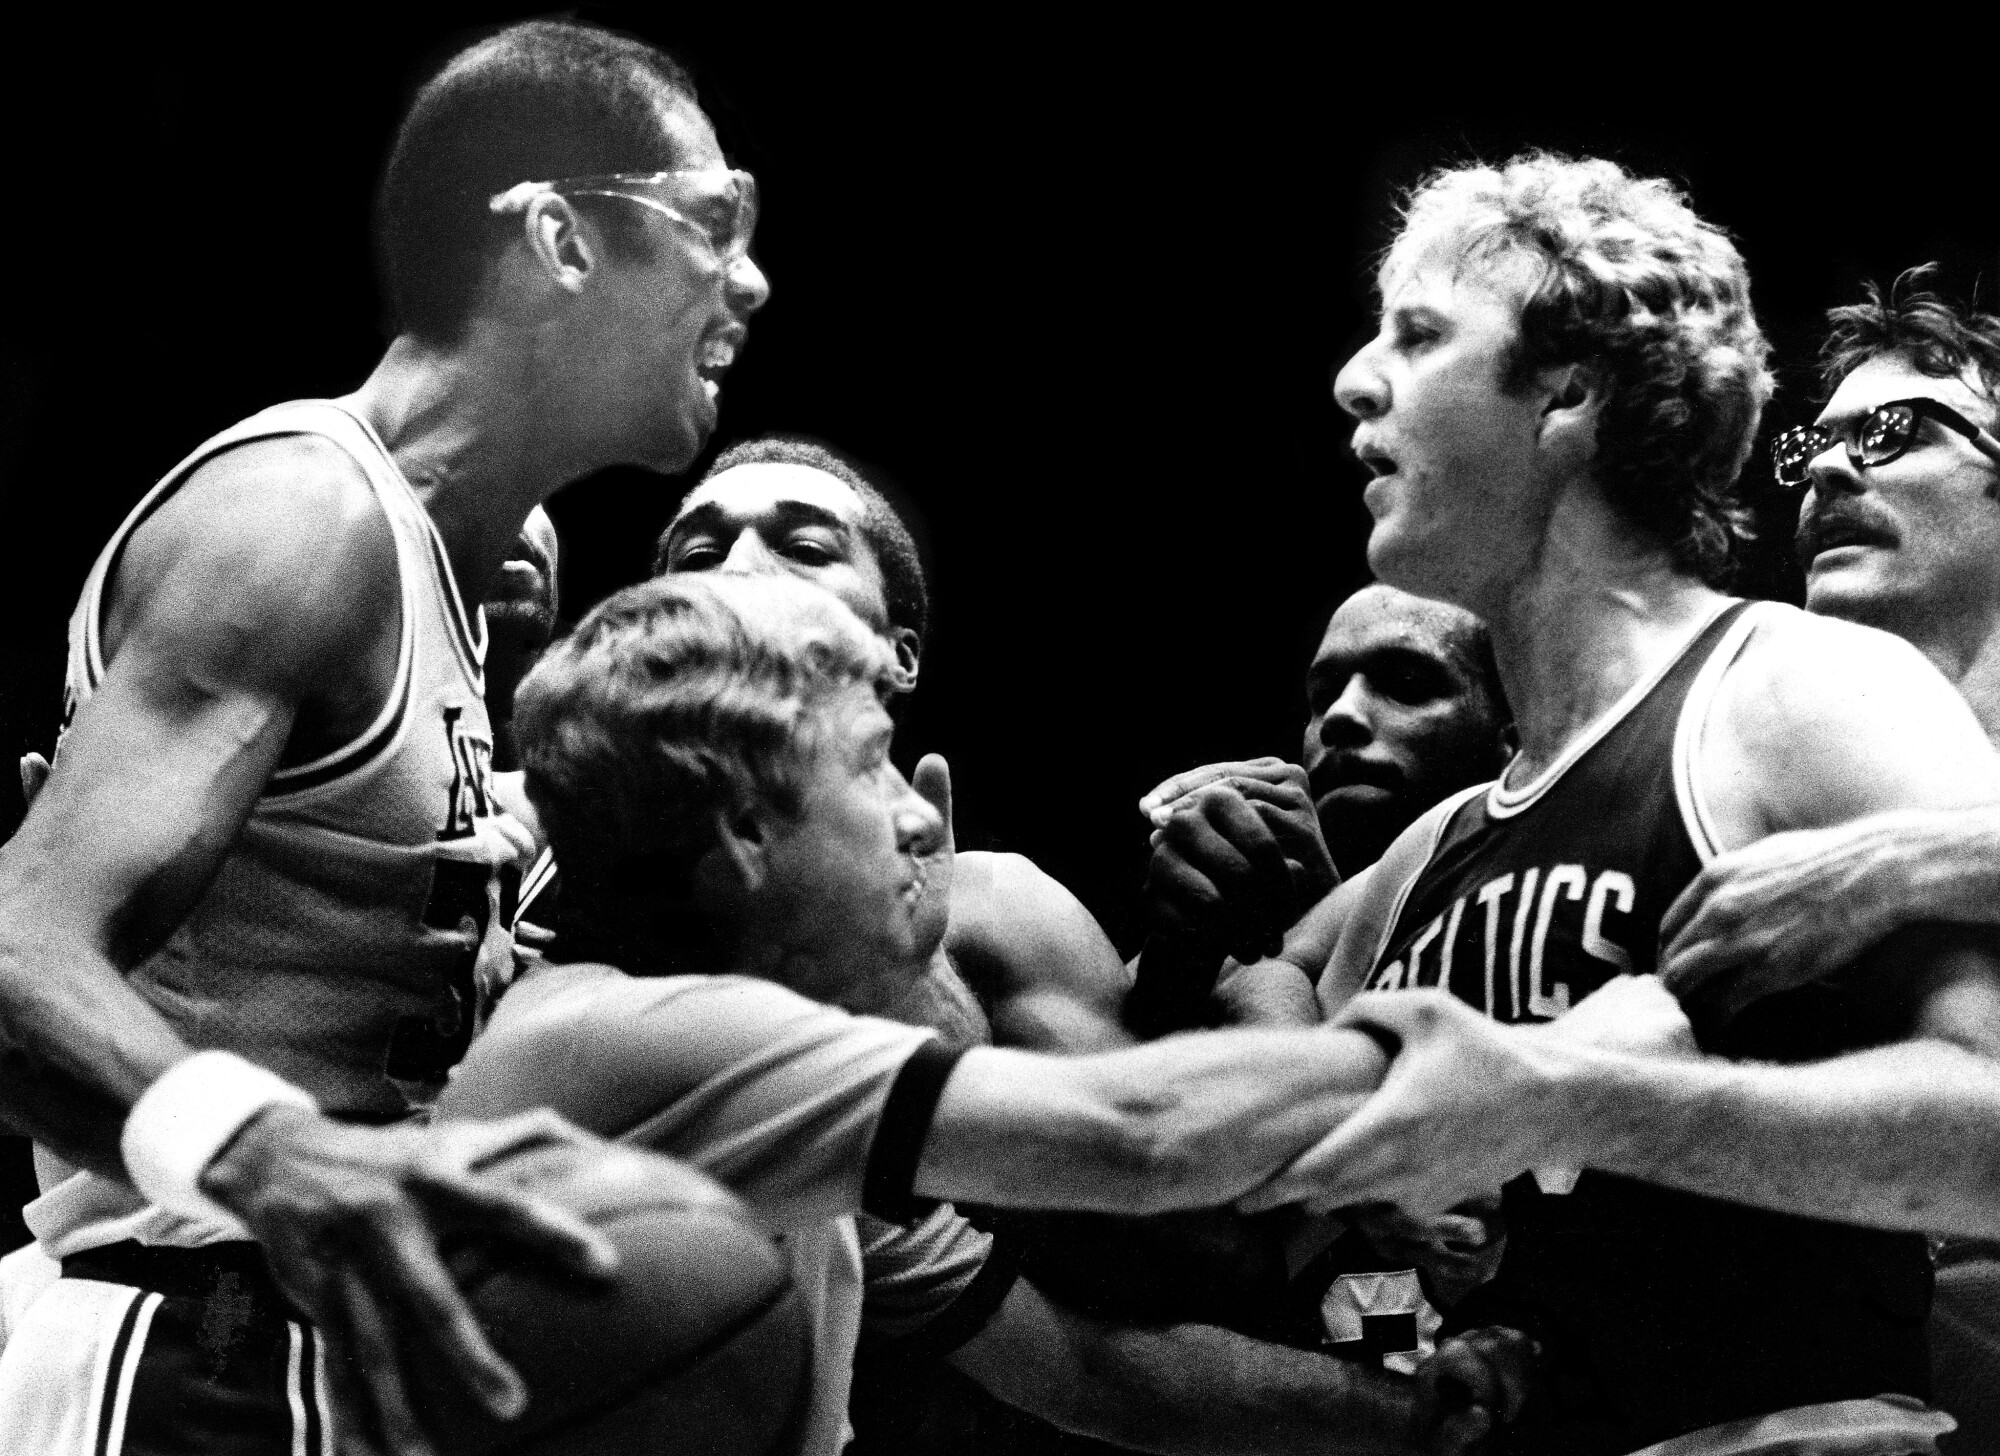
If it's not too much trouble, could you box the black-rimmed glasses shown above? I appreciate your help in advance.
[1772,396,2000,489]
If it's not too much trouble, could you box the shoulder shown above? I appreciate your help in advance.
[947,851,1127,1004]
[1315,787,1481,1009]
[453,964,908,1130]
[1712,603,2000,831]
[105,434,398,691]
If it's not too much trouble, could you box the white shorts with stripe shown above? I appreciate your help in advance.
[0,1247,331,1456]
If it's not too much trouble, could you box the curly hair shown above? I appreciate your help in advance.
[1384,153,1774,584]
[515,574,892,971]
[1820,265,2000,415]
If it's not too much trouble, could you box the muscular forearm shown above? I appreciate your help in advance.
[956,1285,1414,1455]
[0,917,195,1176]
[1563,1037,2000,1237]
[1848,809,2000,931]
[919,1028,1390,1215]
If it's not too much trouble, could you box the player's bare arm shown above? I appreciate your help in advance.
[947,848,1133,1051]
[1660,805,2000,1017]
[952,1275,1534,1456]
[0,437,398,1160]
[1253,610,2000,1232]
[915,1025,1389,1214]
[0,440,612,1455]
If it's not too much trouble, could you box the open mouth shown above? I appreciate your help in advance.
[694,329,743,403]
[1353,434,1398,477]
[1806,512,1895,559]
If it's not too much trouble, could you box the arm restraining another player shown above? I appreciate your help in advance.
[444,571,1537,1455]
[504,457,1533,1455]
[1219,163,2000,1249]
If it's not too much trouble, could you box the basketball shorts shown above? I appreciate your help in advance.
[0,1241,331,1456]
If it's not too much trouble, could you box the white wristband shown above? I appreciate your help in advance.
[121,1051,319,1221]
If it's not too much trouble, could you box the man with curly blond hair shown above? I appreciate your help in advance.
[1222,155,2000,1453]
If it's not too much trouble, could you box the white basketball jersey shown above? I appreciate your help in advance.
[32,399,530,1255]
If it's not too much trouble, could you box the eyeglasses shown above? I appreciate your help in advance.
[488,168,760,266]
[1771,396,2000,489]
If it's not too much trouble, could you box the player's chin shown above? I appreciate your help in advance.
[1367,533,1443,601]
[1801,558,1895,623]
[638,398,713,476]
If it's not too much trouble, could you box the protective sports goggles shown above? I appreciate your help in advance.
[488,167,760,266]
[1771,396,2000,489]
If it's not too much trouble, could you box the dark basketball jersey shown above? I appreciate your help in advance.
[1350,600,1930,1456]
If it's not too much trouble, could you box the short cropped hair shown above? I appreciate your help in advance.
[1384,153,1774,584]
[1820,266,2000,420]
[656,437,932,644]
[1452,614,1510,726]
[378,20,698,344]
[516,574,893,970]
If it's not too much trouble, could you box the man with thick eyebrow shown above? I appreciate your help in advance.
[1655,272,2000,1452]
[525,433,1134,1051]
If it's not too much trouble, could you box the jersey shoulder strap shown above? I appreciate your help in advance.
[1317,781,1489,1017]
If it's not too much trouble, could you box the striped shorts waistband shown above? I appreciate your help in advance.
[62,1241,302,1320]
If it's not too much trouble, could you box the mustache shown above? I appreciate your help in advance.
[1794,502,1896,566]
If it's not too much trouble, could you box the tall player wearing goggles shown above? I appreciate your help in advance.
[1238,155,2000,1453]
[0,21,767,1456]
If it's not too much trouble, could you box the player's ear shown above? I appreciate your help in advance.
[517,193,599,296]
[702,803,769,897]
[886,627,921,694]
[1535,363,1601,460]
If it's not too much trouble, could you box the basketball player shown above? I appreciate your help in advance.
[1223,155,2000,1453]
[650,435,1135,1049]
[644,441,1507,1455]
[1655,274,2000,1452]
[0,21,769,1456]
[1132,584,1510,1026]
[1129,587,1515,1380]
[445,572,1540,1456]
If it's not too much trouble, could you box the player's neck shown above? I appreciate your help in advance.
[1908,608,2000,751]
[1487,489,1726,783]
[345,333,595,610]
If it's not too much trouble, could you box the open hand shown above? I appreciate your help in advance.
[200,1106,619,1456]
[1660,811,1990,1023]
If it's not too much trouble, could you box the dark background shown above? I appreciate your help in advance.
[0,11,1996,1231]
